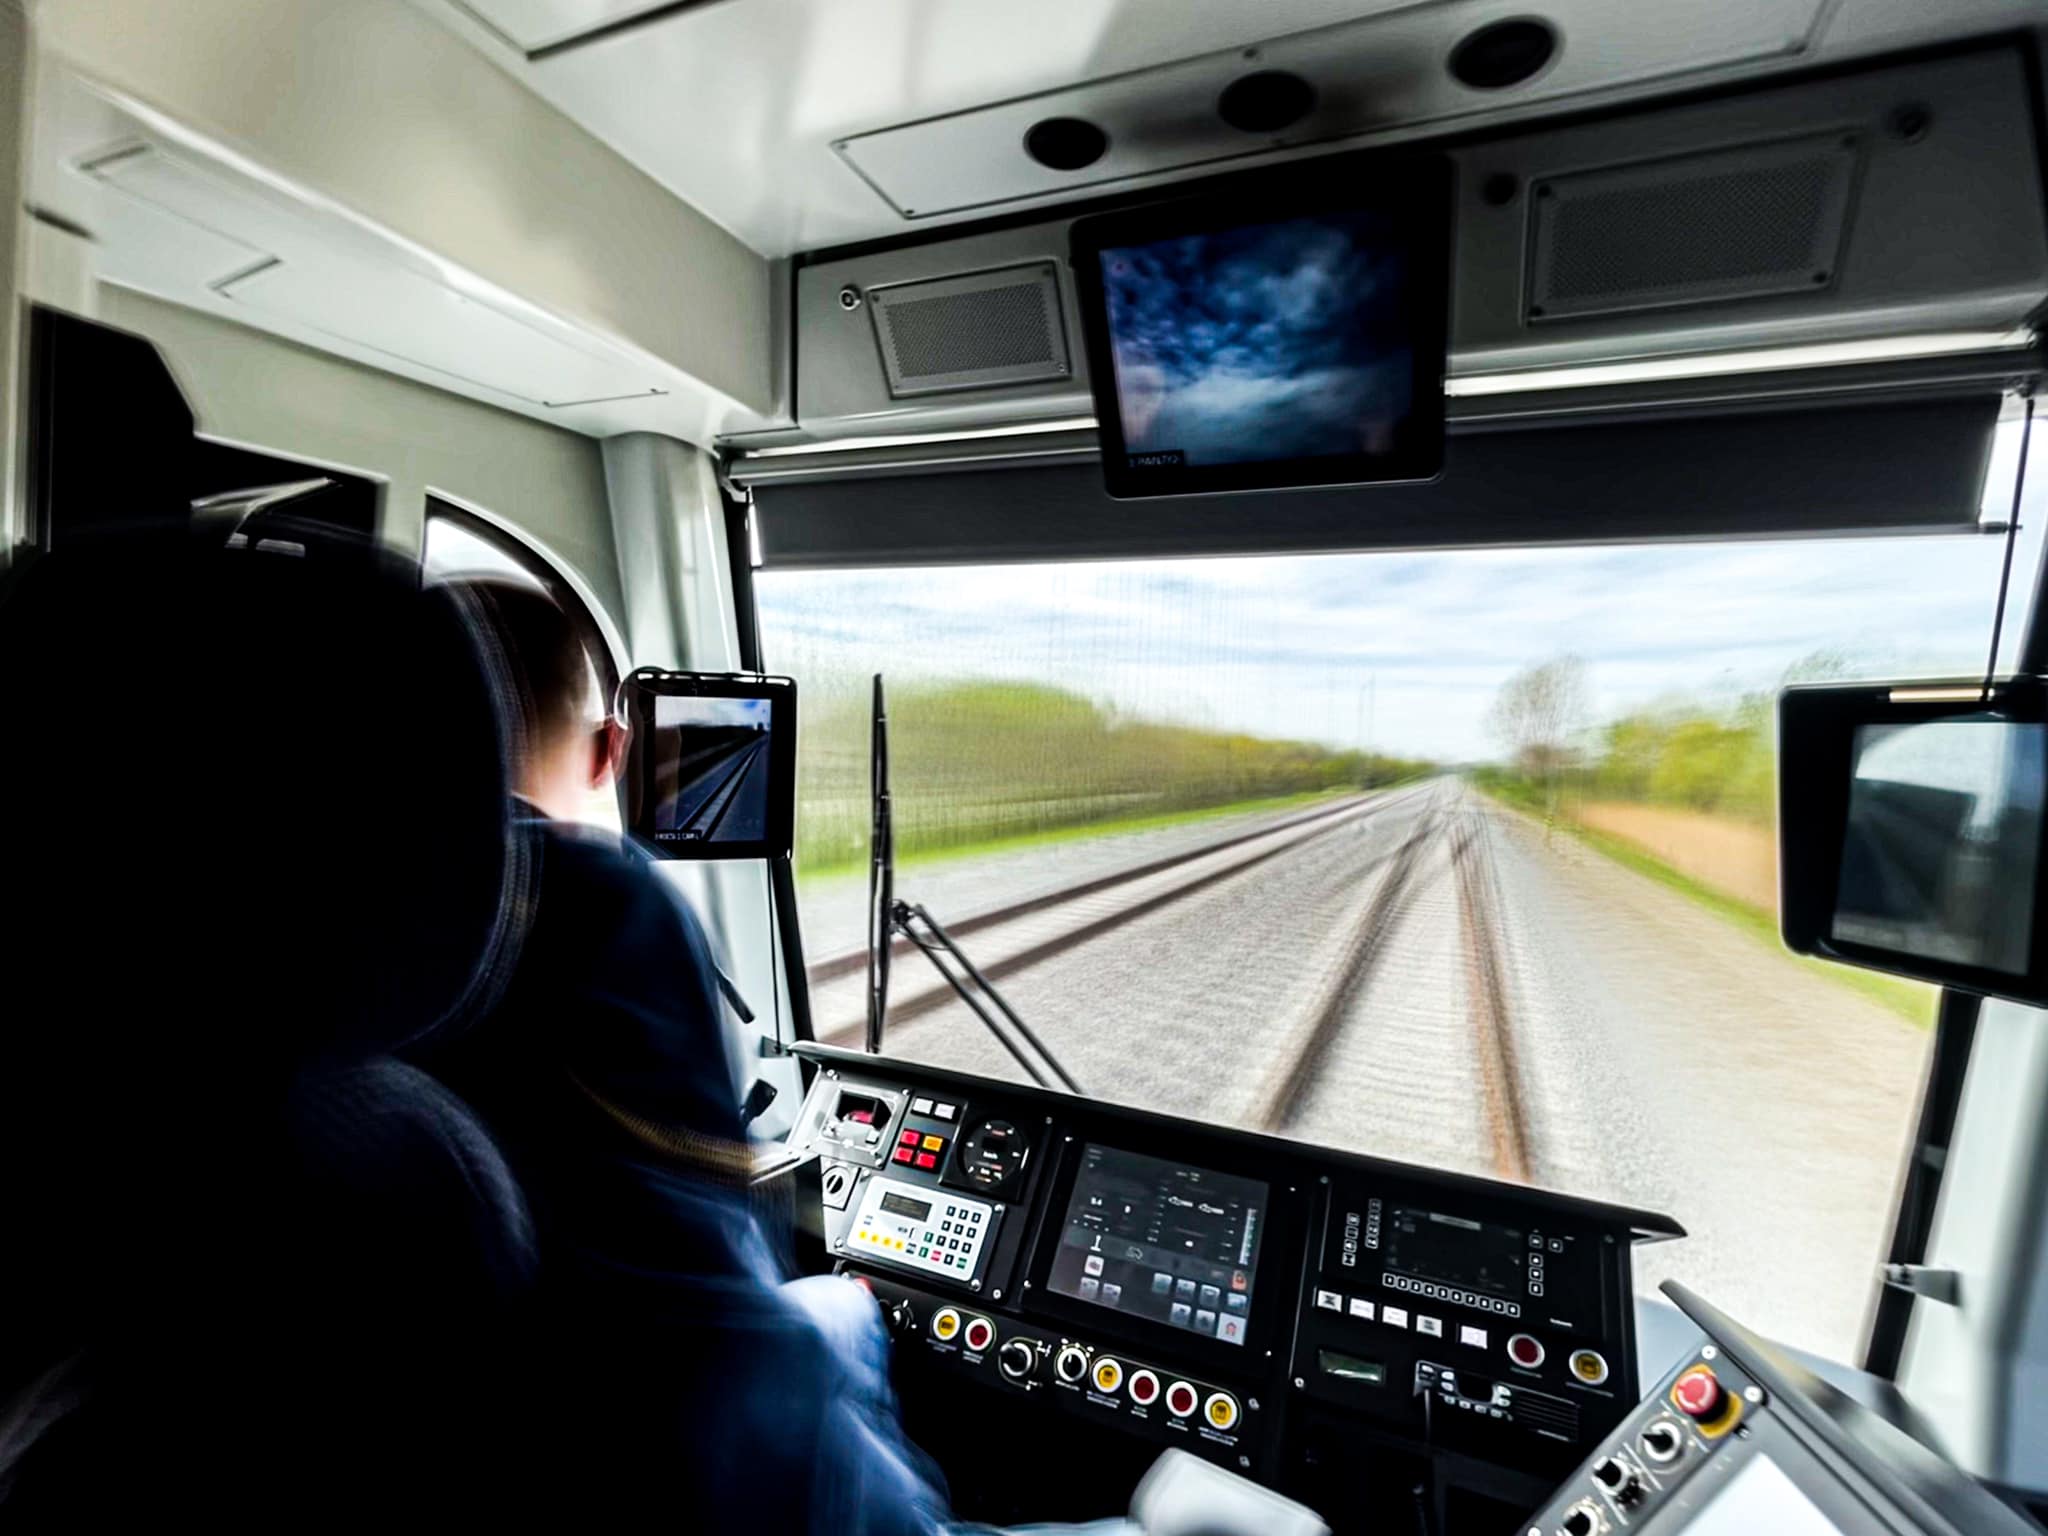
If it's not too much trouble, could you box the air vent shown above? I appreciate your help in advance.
[1528,134,1861,322]
[868,263,1069,398]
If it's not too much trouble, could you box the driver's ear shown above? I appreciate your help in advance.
[591,716,628,789]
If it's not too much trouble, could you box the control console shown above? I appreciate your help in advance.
[1526,1281,2036,1536]
[1295,1179,1637,1462]
[788,1047,1680,1498]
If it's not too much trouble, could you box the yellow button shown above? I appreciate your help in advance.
[1093,1357,1123,1393]
[1205,1392,1239,1431]
[922,1135,944,1151]
[932,1308,961,1340]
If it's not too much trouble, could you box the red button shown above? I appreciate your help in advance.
[965,1321,992,1350]
[1507,1334,1545,1369]
[899,1129,920,1145]
[1674,1368,1724,1420]
[915,1152,937,1169]
[892,1147,914,1164]
[1166,1383,1197,1417]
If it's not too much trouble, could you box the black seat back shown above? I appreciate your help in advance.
[0,531,542,1517]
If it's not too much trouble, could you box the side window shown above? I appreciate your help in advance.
[423,498,622,832]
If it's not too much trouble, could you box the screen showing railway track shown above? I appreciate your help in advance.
[621,671,795,858]
[1048,1144,1265,1346]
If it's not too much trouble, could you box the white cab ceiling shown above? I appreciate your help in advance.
[419,0,2048,258]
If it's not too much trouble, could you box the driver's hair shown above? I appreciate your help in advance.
[454,580,604,755]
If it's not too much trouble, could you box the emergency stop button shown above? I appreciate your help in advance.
[1673,1366,1723,1420]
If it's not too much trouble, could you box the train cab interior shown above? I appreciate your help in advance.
[6,1,2048,1532]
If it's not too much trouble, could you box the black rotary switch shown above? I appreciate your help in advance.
[999,1339,1038,1382]
[959,1118,1029,1194]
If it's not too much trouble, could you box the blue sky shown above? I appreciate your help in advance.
[758,426,2042,763]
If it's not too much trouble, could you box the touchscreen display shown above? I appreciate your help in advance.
[1833,719,2044,975]
[1046,1144,1266,1347]
[1381,1206,1528,1299]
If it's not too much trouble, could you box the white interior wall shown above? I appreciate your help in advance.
[100,286,624,627]
[37,0,773,422]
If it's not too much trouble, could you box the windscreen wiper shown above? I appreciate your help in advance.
[864,673,1084,1096]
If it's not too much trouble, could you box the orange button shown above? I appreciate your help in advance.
[922,1134,944,1151]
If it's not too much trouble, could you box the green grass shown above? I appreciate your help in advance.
[1476,782,1938,1029]
[795,786,1360,886]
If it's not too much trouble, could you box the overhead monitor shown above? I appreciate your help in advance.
[1069,158,1452,500]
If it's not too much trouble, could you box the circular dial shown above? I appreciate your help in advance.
[1053,1344,1090,1384]
[1640,1421,1683,1464]
[957,1118,1029,1193]
[998,1339,1037,1381]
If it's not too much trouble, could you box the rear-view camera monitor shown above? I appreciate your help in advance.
[621,669,796,859]
[1071,159,1451,499]
[1779,679,2048,1004]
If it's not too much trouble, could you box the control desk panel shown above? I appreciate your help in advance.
[787,1046,1681,1498]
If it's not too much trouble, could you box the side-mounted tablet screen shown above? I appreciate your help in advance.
[621,669,796,859]
[1780,679,2048,1004]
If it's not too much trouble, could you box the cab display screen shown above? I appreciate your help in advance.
[879,1191,931,1221]
[1046,1144,1265,1347]
[1070,160,1450,498]
[621,670,796,860]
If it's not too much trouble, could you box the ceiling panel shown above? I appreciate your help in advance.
[840,0,1822,221]
[456,0,706,55]
[415,0,2048,257]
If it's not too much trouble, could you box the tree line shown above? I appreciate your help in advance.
[794,678,1433,873]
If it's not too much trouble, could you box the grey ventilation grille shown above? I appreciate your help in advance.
[869,262,1069,398]
[1528,134,1861,322]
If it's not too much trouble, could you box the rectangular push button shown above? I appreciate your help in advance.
[915,1152,937,1169]
[891,1147,913,1164]
[921,1134,944,1151]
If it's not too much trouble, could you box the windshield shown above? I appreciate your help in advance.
[756,419,2040,1363]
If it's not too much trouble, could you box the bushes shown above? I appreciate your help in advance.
[1589,700,1773,823]
[794,677,1430,873]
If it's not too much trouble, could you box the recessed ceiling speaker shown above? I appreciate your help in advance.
[1218,70,1317,134]
[1449,18,1559,90]
[1024,117,1110,171]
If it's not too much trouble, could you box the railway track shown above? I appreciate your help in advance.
[1249,781,1540,1185]
[806,790,1387,986]
[812,782,1440,1046]
[822,776,1541,1190]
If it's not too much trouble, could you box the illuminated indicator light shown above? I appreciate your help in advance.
[1204,1392,1239,1431]
[1092,1358,1123,1393]
[932,1308,961,1341]
[922,1134,944,1151]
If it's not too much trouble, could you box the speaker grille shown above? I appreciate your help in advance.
[1529,135,1861,322]
[869,262,1069,398]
